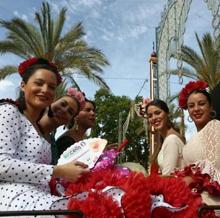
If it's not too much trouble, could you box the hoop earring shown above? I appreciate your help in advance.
[187,116,193,122]
[210,110,217,119]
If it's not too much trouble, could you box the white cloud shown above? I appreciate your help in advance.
[124,2,164,24]
[13,10,28,21]
[79,0,102,8]
[124,25,148,39]
[101,34,112,42]
[13,10,19,16]
[49,0,103,14]
[0,79,18,99]
[0,80,14,90]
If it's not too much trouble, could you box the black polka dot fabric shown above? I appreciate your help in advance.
[0,104,70,215]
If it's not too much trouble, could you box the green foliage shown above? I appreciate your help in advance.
[0,65,17,79]
[90,88,149,168]
[0,2,110,89]
[167,99,186,140]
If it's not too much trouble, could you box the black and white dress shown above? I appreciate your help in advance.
[0,103,69,216]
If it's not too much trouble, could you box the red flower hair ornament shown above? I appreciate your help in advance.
[18,57,62,85]
[179,80,209,110]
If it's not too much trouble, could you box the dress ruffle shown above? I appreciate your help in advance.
[66,167,151,218]
[50,166,220,218]
[146,174,202,218]
[49,148,220,218]
[173,164,220,196]
[67,191,123,218]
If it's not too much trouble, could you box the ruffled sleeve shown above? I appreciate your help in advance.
[197,120,220,182]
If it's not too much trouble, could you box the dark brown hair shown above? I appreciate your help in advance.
[17,58,59,113]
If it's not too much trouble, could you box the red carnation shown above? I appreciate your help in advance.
[18,57,62,85]
[18,57,39,77]
[179,80,209,109]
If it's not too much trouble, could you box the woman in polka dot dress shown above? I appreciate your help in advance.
[0,58,89,215]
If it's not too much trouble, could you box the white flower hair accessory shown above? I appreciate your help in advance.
[142,98,153,108]
[66,87,86,109]
[135,97,153,117]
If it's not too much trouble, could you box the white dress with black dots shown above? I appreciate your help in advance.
[0,103,69,217]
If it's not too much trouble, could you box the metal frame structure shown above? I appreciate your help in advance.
[156,0,220,100]
[0,209,83,217]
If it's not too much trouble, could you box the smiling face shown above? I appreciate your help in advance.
[51,96,79,125]
[187,92,212,130]
[21,68,57,111]
[146,105,169,132]
[76,101,96,129]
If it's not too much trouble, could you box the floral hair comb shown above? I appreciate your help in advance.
[18,57,62,85]
[66,87,86,109]
[179,80,209,110]
[135,97,153,117]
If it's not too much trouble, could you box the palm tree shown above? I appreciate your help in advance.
[0,2,110,89]
[170,32,220,90]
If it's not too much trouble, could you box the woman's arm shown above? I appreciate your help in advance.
[0,104,54,185]
[161,136,183,175]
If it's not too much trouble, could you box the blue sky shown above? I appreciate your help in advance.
[0,0,214,138]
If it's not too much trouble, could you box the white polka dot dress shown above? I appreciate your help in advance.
[0,104,70,217]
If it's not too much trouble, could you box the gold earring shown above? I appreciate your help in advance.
[73,119,79,130]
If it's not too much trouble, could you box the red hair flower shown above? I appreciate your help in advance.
[66,87,86,109]
[179,80,209,109]
[18,57,62,85]
[18,57,39,77]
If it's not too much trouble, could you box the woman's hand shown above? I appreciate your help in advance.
[53,161,89,183]
[183,176,194,185]
[105,143,118,151]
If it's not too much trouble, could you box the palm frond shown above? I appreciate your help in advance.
[35,2,57,60]
[166,67,197,80]
[2,18,44,56]
[172,32,220,89]
[78,71,109,89]
[196,33,218,76]
[0,2,110,91]
[54,22,85,57]
[55,80,68,99]
[0,65,17,80]
[0,40,29,59]
[53,7,66,48]
[62,72,81,91]
[180,45,204,72]
[35,4,47,52]
[167,93,179,102]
